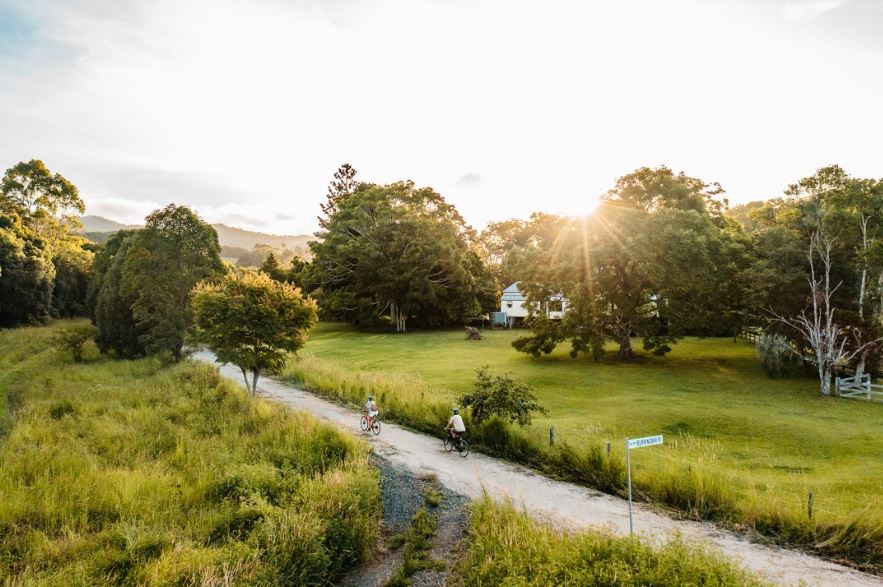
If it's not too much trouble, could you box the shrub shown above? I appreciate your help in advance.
[52,323,97,362]
[755,333,794,377]
[459,366,548,426]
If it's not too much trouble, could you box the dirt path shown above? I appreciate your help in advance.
[197,353,882,586]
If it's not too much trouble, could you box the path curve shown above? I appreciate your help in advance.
[196,353,882,587]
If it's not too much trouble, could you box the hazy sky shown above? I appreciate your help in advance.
[1,0,881,235]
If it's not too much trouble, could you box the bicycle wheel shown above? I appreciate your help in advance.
[443,437,453,452]
[360,416,368,431]
[458,439,469,458]
[372,420,381,435]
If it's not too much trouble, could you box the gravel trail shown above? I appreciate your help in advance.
[196,353,882,587]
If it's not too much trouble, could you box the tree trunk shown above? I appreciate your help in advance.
[240,367,250,394]
[614,318,633,359]
[250,370,260,396]
[856,347,870,377]
[390,301,407,333]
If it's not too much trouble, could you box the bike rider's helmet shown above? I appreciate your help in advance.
[452,408,459,414]
[368,396,374,401]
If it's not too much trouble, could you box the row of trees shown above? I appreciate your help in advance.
[0,160,94,327]
[5,158,881,396]
[281,163,882,393]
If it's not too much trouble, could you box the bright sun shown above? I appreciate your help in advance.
[583,196,601,215]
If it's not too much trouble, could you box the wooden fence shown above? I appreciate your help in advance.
[835,373,883,402]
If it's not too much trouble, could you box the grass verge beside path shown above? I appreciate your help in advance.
[456,498,770,586]
[282,323,883,572]
[0,321,380,586]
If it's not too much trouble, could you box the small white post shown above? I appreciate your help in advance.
[626,437,633,535]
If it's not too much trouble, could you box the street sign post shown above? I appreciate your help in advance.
[625,434,663,535]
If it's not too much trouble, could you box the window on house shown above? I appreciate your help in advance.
[547,300,563,313]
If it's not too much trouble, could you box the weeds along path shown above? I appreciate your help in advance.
[195,353,882,587]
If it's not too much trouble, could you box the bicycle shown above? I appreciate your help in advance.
[443,430,469,458]
[360,412,381,435]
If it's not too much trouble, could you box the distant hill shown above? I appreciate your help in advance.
[211,223,311,251]
[80,215,140,232]
[78,215,313,253]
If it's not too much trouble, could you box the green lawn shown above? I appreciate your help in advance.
[297,323,883,530]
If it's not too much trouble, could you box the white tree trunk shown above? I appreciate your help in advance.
[775,229,873,397]
[858,213,869,319]
[390,300,407,332]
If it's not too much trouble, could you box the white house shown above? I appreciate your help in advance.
[499,282,569,325]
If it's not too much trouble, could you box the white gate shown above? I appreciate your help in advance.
[835,373,883,402]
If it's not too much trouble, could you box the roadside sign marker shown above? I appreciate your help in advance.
[625,434,663,535]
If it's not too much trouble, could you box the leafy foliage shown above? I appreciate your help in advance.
[755,333,795,377]
[122,204,224,361]
[52,323,97,362]
[0,221,54,327]
[310,181,494,331]
[0,160,89,327]
[318,163,360,228]
[512,167,745,360]
[193,269,318,395]
[0,159,84,240]
[459,366,547,426]
[51,237,94,317]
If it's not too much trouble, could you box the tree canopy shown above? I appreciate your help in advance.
[122,205,224,361]
[309,181,494,331]
[512,167,743,360]
[193,269,318,395]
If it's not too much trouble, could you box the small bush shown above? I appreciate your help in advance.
[755,333,794,377]
[459,366,547,426]
[52,323,98,362]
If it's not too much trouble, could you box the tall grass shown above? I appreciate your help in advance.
[283,353,883,572]
[457,498,769,586]
[0,322,380,586]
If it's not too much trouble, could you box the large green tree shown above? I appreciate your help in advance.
[0,217,55,327]
[513,167,745,359]
[0,160,84,241]
[51,237,95,317]
[193,269,318,395]
[0,160,90,326]
[310,181,494,331]
[90,230,146,358]
[741,165,883,377]
[122,205,223,360]
[318,163,360,229]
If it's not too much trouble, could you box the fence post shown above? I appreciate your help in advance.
[808,491,814,520]
[549,427,555,446]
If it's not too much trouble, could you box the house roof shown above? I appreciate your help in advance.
[501,282,526,301]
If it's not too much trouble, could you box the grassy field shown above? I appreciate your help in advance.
[0,322,380,585]
[457,498,768,586]
[285,322,883,568]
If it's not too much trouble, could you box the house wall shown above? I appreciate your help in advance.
[501,298,530,318]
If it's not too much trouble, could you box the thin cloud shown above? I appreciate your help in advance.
[453,172,483,187]
[783,0,846,21]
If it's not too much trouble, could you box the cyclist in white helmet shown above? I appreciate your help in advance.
[364,395,379,430]
[446,408,466,440]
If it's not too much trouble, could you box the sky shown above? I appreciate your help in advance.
[0,0,881,235]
